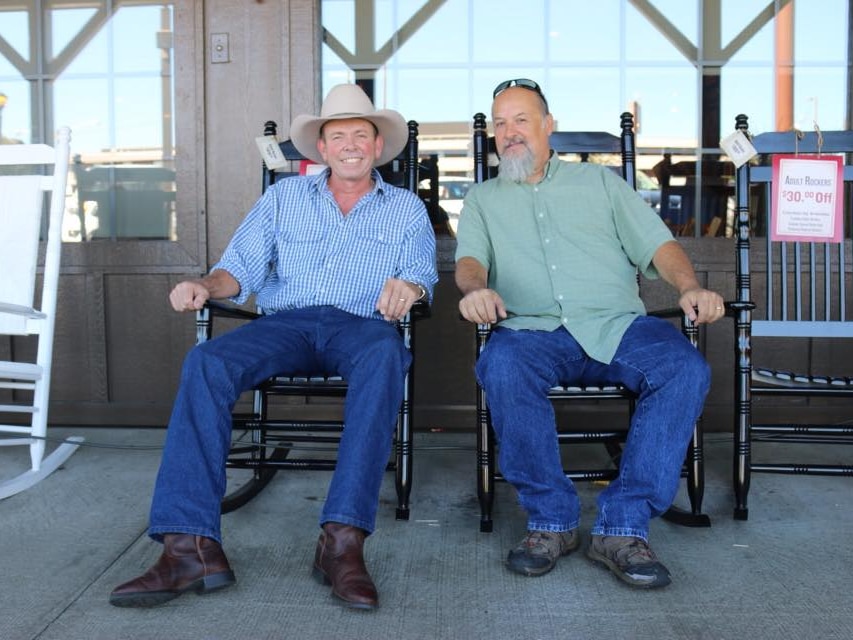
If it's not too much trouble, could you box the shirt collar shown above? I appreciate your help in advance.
[542,150,561,182]
[309,167,388,195]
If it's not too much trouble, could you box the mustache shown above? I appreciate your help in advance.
[500,136,527,152]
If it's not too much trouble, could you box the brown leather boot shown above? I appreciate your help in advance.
[312,522,378,610]
[110,534,236,607]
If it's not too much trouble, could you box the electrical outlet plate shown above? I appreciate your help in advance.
[211,33,229,64]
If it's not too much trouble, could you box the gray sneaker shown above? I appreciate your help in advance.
[587,535,672,588]
[506,529,579,577]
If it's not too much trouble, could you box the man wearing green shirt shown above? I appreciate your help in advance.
[455,79,725,589]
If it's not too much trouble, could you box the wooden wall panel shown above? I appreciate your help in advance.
[104,275,193,406]
[50,273,107,405]
[204,0,320,264]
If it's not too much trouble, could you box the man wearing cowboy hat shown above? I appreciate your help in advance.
[109,84,437,611]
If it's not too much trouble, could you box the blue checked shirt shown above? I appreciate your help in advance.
[213,169,438,319]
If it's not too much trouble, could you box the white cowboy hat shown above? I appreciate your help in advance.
[289,84,408,166]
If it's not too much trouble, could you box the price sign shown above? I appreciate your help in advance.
[771,154,844,243]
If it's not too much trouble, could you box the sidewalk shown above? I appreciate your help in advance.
[1,429,850,640]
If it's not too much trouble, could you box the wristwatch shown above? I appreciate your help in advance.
[412,282,427,301]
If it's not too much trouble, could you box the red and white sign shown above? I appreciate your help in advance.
[771,154,844,243]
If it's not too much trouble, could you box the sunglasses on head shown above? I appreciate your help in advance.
[492,78,549,111]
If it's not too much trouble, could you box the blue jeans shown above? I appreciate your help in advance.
[476,316,710,540]
[149,306,411,543]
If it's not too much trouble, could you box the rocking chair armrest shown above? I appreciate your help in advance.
[409,298,431,320]
[204,299,262,321]
[195,300,262,345]
[647,306,684,320]
[723,300,755,317]
[0,301,46,319]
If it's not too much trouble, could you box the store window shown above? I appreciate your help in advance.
[321,0,850,238]
[0,1,175,242]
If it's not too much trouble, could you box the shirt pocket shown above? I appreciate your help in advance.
[355,218,406,244]
[348,221,407,273]
[277,224,326,277]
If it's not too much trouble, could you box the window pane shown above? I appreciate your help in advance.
[54,77,111,152]
[471,0,544,63]
[626,0,697,62]
[322,0,356,52]
[722,0,773,64]
[0,9,31,143]
[0,80,31,144]
[626,66,696,146]
[549,68,622,132]
[721,67,775,135]
[549,0,621,62]
[113,7,164,74]
[0,10,28,61]
[793,68,848,131]
[320,0,851,238]
[54,8,109,74]
[795,0,848,63]
[392,1,469,65]
[53,3,175,242]
[388,68,471,123]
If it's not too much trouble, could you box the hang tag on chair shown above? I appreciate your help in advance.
[720,130,757,168]
[255,135,288,170]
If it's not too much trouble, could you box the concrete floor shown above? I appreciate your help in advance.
[1,428,851,640]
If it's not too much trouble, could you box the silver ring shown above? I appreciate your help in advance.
[715,306,722,310]
[398,298,407,302]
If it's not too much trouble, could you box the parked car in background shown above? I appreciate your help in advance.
[439,177,472,214]
[420,176,473,233]
[604,165,663,214]
[634,169,663,214]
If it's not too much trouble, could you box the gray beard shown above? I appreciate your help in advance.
[498,146,536,183]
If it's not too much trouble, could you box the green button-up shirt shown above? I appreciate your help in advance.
[455,154,674,364]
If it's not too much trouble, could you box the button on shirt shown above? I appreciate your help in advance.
[214,169,438,319]
[455,154,673,364]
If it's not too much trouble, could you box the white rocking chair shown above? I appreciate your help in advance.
[0,127,83,500]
